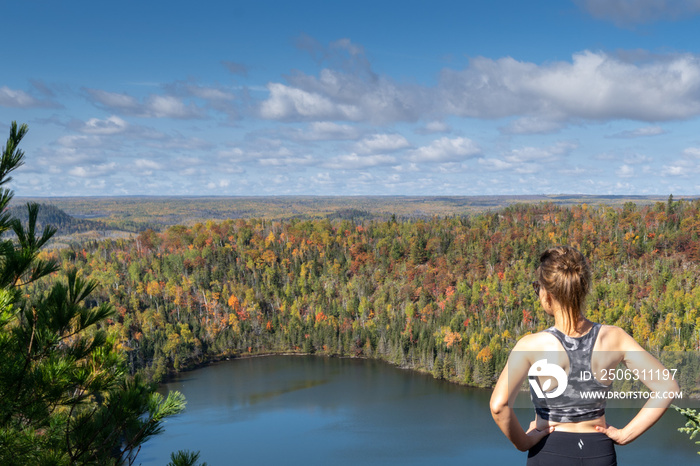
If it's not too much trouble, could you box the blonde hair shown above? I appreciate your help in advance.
[536,246,591,332]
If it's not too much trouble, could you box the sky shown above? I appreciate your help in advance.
[3,0,700,197]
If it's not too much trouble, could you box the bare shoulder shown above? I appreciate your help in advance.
[596,324,643,352]
[507,332,550,373]
[597,324,626,339]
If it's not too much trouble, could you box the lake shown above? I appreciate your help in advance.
[139,355,698,465]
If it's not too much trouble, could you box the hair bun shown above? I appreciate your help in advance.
[561,261,579,274]
[537,246,591,321]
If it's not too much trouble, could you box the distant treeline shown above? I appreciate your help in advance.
[16,194,690,228]
[6,203,107,234]
[29,198,700,394]
[7,203,161,234]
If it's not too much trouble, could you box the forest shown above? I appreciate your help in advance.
[27,196,700,398]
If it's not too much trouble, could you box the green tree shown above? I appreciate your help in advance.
[673,404,700,455]
[0,122,187,465]
[168,450,208,466]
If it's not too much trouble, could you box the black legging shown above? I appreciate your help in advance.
[527,431,617,466]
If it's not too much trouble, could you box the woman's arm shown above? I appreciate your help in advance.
[595,327,680,445]
[490,338,554,451]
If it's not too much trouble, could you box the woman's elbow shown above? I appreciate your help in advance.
[650,378,680,405]
[489,394,508,417]
[657,377,680,395]
[666,379,681,398]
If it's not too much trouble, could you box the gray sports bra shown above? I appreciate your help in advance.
[529,322,611,423]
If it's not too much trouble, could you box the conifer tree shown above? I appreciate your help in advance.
[0,122,188,465]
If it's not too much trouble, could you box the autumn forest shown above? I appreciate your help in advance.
[25,197,700,397]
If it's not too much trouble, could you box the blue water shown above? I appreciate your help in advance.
[139,356,699,465]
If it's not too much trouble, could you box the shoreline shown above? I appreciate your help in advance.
[157,350,700,403]
[158,349,487,390]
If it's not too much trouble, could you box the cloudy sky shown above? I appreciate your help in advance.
[3,0,700,197]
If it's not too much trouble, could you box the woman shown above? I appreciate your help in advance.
[490,246,679,465]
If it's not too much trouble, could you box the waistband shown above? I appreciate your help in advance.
[528,431,616,460]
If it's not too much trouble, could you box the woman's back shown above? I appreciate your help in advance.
[490,246,679,465]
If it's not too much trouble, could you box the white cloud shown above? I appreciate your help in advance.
[164,81,238,116]
[129,162,158,176]
[82,179,107,190]
[85,88,202,119]
[410,137,480,163]
[623,153,652,164]
[297,122,360,141]
[259,155,315,167]
[56,134,104,148]
[616,164,635,177]
[68,162,117,178]
[218,164,245,175]
[179,167,202,176]
[0,86,41,108]
[260,38,430,124]
[653,143,700,180]
[505,141,578,164]
[478,158,513,171]
[478,141,578,175]
[683,147,700,158]
[392,163,420,173]
[422,121,450,133]
[324,153,397,169]
[259,83,362,121]
[501,117,564,135]
[85,89,140,112]
[659,146,700,176]
[146,95,199,118]
[218,147,246,161]
[312,172,334,185]
[609,125,666,138]
[438,51,700,122]
[270,175,289,186]
[0,79,61,108]
[80,116,128,135]
[183,86,235,102]
[662,164,690,176]
[217,141,316,169]
[354,134,410,154]
[558,166,590,176]
[134,159,163,170]
[146,136,212,151]
[32,148,102,173]
[259,47,700,129]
